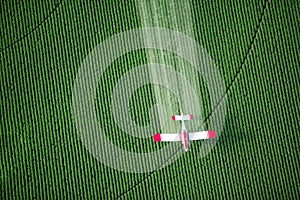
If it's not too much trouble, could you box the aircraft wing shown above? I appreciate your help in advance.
[189,130,216,141]
[153,133,181,142]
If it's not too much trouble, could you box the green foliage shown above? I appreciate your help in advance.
[1,0,299,199]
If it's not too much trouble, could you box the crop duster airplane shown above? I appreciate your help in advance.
[153,113,216,151]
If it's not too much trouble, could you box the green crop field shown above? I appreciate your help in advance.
[1,0,299,199]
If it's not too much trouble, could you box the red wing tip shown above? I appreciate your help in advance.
[153,134,161,142]
[171,116,175,120]
[208,130,216,138]
[189,114,194,120]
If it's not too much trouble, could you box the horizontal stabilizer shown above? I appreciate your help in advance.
[172,114,193,121]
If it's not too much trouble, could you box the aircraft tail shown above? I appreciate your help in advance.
[171,114,193,121]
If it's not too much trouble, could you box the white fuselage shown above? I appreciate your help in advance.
[181,120,189,151]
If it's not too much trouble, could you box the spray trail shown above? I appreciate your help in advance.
[137,0,202,133]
